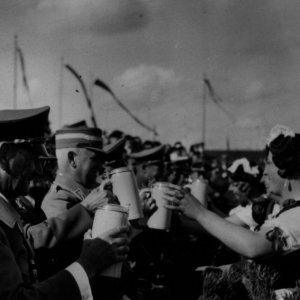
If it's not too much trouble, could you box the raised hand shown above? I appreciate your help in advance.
[164,188,204,220]
[77,227,130,278]
[81,187,116,213]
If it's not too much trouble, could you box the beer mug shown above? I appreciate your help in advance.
[110,167,144,220]
[92,204,128,278]
[147,182,180,231]
[190,179,208,207]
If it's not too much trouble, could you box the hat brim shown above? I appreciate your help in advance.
[103,137,126,154]
[34,144,56,160]
[140,160,164,167]
[84,146,107,156]
[2,139,56,160]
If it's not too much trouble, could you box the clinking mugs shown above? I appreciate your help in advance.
[110,167,144,220]
[147,182,181,231]
[189,179,208,207]
[92,204,128,278]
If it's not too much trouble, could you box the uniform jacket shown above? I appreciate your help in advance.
[41,173,92,269]
[41,173,125,299]
[42,173,90,218]
[0,194,92,300]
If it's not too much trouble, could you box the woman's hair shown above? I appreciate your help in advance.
[268,133,300,179]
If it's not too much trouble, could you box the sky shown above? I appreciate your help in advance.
[1,0,300,149]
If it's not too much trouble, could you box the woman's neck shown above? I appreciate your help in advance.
[282,179,300,202]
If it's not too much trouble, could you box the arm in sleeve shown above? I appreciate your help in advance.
[260,207,300,253]
[26,204,93,249]
[0,229,82,300]
[66,262,93,300]
[42,189,78,218]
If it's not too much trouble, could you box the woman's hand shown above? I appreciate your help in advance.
[164,188,204,220]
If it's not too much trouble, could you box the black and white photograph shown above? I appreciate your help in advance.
[1,1,300,299]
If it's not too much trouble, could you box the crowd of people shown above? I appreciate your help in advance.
[1,105,300,300]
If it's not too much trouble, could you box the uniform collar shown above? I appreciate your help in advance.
[0,193,23,230]
[53,173,90,200]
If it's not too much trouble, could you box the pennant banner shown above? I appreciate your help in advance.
[65,64,98,128]
[203,78,236,122]
[16,46,29,92]
[94,78,158,136]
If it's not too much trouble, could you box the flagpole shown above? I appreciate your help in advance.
[202,75,207,148]
[13,35,18,109]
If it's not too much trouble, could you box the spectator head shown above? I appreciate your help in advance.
[108,130,124,144]
[55,127,106,189]
[0,106,52,197]
[129,144,166,187]
[267,124,300,180]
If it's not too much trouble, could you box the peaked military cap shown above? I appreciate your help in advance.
[103,137,127,168]
[108,130,124,140]
[0,106,53,158]
[55,127,105,154]
[129,144,165,166]
[0,106,50,142]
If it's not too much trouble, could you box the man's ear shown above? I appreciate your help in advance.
[0,156,9,172]
[67,151,77,168]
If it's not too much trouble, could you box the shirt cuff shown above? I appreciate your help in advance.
[66,262,93,300]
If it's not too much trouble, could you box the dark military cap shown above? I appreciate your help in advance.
[0,106,50,142]
[108,130,124,140]
[55,127,105,154]
[103,137,126,168]
[0,106,52,158]
[129,144,165,166]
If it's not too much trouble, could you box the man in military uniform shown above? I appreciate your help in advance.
[129,144,166,189]
[42,126,116,217]
[0,106,129,300]
[41,127,130,299]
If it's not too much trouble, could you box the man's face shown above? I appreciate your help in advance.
[190,171,202,182]
[4,145,43,196]
[144,163,164,183]
[263,152,285,198]
[75,148,104,189]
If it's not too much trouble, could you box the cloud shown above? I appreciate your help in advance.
[112,65,185,109]
[36,0,149,35]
